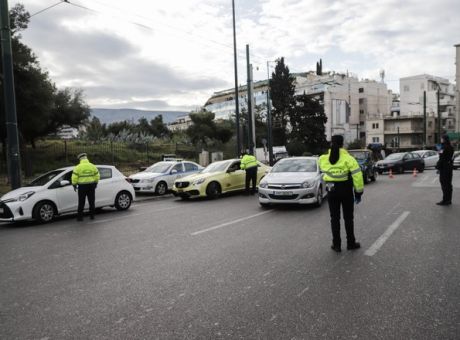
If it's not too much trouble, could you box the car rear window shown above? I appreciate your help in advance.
[98,168,112,180]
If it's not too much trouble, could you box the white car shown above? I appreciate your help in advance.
[128,160,203,195]
[258,157,326,207]
[413,150,439,168]
[0,165,135,223]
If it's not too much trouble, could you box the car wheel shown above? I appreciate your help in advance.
[371,171,377,182]
[206,182,221,199]
[155,181,167,195]
[378,170,383,175]
[397,166,404,174]
[418,166,424,173]
[115,191,132,211]
[363,171,369,184]
[315,186,323,207]
[33,201,56,223]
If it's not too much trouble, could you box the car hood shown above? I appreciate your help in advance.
[129,172,164,180]
[178,171,221,182]
[1,186,43,201]
[264,172,317,184]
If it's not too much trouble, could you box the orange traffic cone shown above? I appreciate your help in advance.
[412,168,418,177]
[389,168,394,178]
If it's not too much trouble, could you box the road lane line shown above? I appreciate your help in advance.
[191,211,272,236]
[364,211,410,256]
[88,207,178,224]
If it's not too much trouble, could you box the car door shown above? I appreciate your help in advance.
[402,153,412,171]
[226,161,245,191]
[52,170,78,213]
[166,163,185,188]
[95,167,116,206]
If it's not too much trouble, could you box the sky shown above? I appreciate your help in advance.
[10,0,460,112]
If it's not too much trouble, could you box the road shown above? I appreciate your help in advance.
[1,170,460,339]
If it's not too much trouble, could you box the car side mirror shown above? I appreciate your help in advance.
[60,180,70,187]
[171,169,178,174]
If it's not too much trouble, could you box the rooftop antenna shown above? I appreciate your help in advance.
[379,69,385,83]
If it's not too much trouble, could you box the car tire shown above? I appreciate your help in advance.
[155,181,167,195]
[363,171,369,184]
[33,201,56,223]
[315,186,323,207]
[397,166,404,174]
[371,171,377,182]
[115,191,132,211]
[418,166,424,173]
[259,202,271,209]
[206,182,221,199]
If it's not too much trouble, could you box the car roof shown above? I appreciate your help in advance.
[57,165,117,171]
[279,156,318,160]
[348,149,369,152]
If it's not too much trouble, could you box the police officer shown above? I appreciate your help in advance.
[240,151,258,195]
[436,134,453,206]
[71,153,100,221]
[319,135,364,252]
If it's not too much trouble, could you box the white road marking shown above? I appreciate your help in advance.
[191,211,272,236]
[88,206,177,224]
[364,211,410,256]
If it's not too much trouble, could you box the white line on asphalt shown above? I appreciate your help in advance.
[88,206,177,224]
[191,211,272,236]
[364,211,410,256]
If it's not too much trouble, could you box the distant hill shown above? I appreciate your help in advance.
[90,108,189,125]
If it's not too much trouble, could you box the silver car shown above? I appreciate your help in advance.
[413,150,439,168]
[258,157,326,207]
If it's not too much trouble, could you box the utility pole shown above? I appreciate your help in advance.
[231,0,241,157]
[266,61,274,166]
[423,91,426,148]
[397,126,400,151]
[0,0,22,189]
[437,87,441,143]
[246,44,254,154]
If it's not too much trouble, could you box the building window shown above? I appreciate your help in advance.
[360,121,364,125]
[360,109,364,114]
[372,137,380,143]
[359,88,364,93]
[403,85,410,92]
[371,123,379,129]
[428,121,432,127]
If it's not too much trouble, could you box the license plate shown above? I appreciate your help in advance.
[273,191,293,196]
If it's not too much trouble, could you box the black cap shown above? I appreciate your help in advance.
[331,135,344,147]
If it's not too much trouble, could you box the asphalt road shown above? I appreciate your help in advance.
[1,170,460,339]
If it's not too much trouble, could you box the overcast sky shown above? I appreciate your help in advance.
[11,0,460,111]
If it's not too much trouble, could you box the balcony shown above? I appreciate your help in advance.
[384,128,423,134]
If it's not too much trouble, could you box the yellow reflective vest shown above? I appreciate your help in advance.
[71,159,100,185]
[240,154,258,170]
[318,149,364,193]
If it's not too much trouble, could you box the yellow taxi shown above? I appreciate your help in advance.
[172,159,269,199]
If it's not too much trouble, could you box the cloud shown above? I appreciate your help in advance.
[15,0,460,108]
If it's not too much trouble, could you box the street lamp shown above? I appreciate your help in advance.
[231,0,241,157]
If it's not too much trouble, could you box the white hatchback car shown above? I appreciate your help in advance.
[413,150,439,168]
[128,160,203,195]
[258,157,326,207]
[0,165,135,223]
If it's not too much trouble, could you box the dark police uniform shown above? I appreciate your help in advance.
[436,136,453,205]
[71,154,100,221]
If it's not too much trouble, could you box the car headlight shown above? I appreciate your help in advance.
[259,181,268,188]
[302,181,314,188]
[192,178,205,185]
[17,191,35,202]
[141,178,154,183]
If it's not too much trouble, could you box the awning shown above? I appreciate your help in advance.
[447,132,460,141]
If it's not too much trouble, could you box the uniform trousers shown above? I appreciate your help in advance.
[439,166,453,203]
[326,179,356,247]
[245,167,258,194]
[77,183,96,218]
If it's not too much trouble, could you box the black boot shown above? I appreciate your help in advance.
[331,245,341,252]
[347,242,361,250]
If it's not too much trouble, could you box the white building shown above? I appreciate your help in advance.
[56,125,79,139]
[167,115,193,132]
[398,74,456,147]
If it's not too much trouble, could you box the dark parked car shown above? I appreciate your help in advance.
[348,149,378,183]
[376,152,425,174]
[453,151,460,170]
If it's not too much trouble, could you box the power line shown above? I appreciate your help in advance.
[29,0,67,18]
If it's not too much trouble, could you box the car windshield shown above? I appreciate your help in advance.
[25,170,65,187]
[272,158,317,173]
[385,153,404,160]
[349,151,368,160]
[145,162,172,173]
[201,161,232,173]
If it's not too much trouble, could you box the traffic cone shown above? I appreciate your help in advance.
[389,168,394,178]
[412,168,418,177]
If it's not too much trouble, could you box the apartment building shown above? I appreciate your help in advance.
[167,115,193,132]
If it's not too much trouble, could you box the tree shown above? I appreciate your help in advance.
[186,110,233,147]
[270,57,296,146]
[84,117,106,142]
[1,4,90,147]
[288,94,328,155]
[150,115,170,138]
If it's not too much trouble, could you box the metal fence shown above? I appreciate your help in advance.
[0,140,199,179]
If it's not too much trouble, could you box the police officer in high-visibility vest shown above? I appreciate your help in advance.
[240,151,258,195]
[319,135,364,252]
[72,153,100,221]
